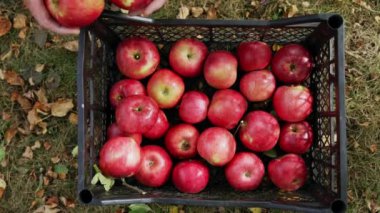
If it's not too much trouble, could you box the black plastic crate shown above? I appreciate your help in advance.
[76,12,347,212]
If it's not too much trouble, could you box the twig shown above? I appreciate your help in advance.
[122,179,147,195]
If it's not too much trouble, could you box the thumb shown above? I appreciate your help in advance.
[143,0,167,16]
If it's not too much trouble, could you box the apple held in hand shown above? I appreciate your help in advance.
[272,44,313,84]
[107,123,142,145]
[239,111,280,152]
[279,121,313,154]
[111,0,152,12]
[147,69,185,109]
[135,145,172,187]
[116,37,160,80]
[237,41,272,72]
[239,70,276,102]
[164,124,199,159]
[273,85,313,122]
[204,51,238,89]
[208,89,247,130]
[143,110,169,140]
[197,127,236,166]
[225,152,265,191]
[169,38,208,78]
[99,137,141,178]
[115,95,159,134]
[268,154,308,191]
[172,160,209,194]
[109,79,146,108]
[45,0,104,27]
[179,91,209,124]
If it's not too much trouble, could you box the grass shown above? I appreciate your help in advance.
[1,0,380,212]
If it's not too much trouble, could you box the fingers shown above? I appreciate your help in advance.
[143,0,167,16]
[24,0,79,35]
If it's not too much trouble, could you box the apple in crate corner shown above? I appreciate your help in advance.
[99,137,141,178]
[204,51,238,89]
[110,0,152,13]
[135,145,172,187]
[116,37,160,80]
[109,79,146,108]
[273,85,313,122]
[239,111,280,152]
[164,124,199,159]
[178,91,209,124]
[279,121,313,154]
[207,89,247,130]
[115,95,159,134]
[197,127,236,166]
[239,70,276,102]
[272,44,313,84]
[237,41,272,72]
[107,123,142,145]
[147,69,185,109]
[225,152,265,191]
[172,160,209,194]
[169,38,208,78]
[268,154,308,191]
[45,0,104,27]
[143,110,169,140]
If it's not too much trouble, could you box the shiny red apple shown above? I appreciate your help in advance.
[237,41,272,72]
[204,51,238,89]
[143,110,169,140]
[172,160,209,194]
[239,70,276,102]
[279,121,313,154]
[107,123,142,145]
[178,91,209,124]
[109,79,146,108]
[164,124,199,159]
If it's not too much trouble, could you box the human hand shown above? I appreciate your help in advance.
[24,0,80,35]
[129,0,167,16]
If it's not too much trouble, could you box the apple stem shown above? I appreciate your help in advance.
[233,120,245,136]
[122,178,147,195]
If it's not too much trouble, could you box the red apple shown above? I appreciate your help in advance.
[164,124,199,159]
[178,91,209,124]
[99,137,141,178]
[110,0,152,12]
[237,41,272,72]
[268,154,308,191]
[239,111,280,152]
[279,121,313,154]
[143,110,169,140]
[273,85,313,122]
[107,123,142,145]
[207,89,247,130]
[115,95,159,134]
[197,127,236,166]
[135,145,172,187]
[225,152,265,191]
[109,79,146,108]
[271,44,313,84]
[147,69,185,109]
[116,37,160,80]
[45,0,104,27]
[239,70,276,102]
[204,51,238,89]
[172,160,209,194]
[169,38,208,77]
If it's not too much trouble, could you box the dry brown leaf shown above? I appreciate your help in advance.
[35,88,48,104]
[5,126,17,144]
[302,1,310,8]
[63,40,79,52]
[43,176,50,186]
[0,48,12,61]
[58,173,67,180]
[51,99,74,117]
[191,7,204,18]
[44,142,52,151]
[2,111,11,121]
[51,156,60,164]
[18,27,28,39]
[367,199,380,213]
[375,16,380,24]
[35,103,50,116]
[17,126,31,135]
[27,109,42,130]
[36,122,48,135]
[32,205,60,213]
[287,4,299,18]
[17,95,33,112]
[369,144,377,153]
[31,141,42,150]
[24,90,35,99]
[46,167,58,179]
[51,35,62,43]
[177,5,190,19]
[0,70,25,86]
[68,113,78,125]
[13,14,27,29]
[0,177,6,199]
[30,200,39,210]
[22,146,33,159]
[59,196,75,208]
[46,196,59,208]
[11,43,21,58]
[35,64,46,73]
[206,6,218,19]
[35,189,45,198]
[0,16,12,37]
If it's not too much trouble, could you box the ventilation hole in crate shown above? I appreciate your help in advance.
[331,199,347,213]
[330,82,336,112]
[328,15,344,30]
[79,189,93,204]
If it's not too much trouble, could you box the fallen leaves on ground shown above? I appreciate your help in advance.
[54,164,68,180]
[369,144,377,153]
[0,16,12,37]
[50,156,60,164]
[35,189,45,198]
[0,70,25,86]
[68,113,78,125]
[59,196,75,208]
[191,7,204,18]
[5,126,18,144]
[44,142,52,151]
[18,27,28,39]
[206,5,218,19]
[51,99,74,117]
[22,146,33,160]
[0,177,6,199]
[2,111,11,121]
[62,40,79,52]
[367,199,380,213]
[286,4,299,18]
[177,5,190,19]
[27,108,42,130]
[13,14,27,29]
[35,64,46,73]
[31,141,42,150]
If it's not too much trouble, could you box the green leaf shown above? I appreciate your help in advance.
[103,179,114,191]
[0,146,5,162]
[129,204,152,213]
[263,149,277,158]
[71,145,78,157]
[91,173,100,185]
[54,164,69,174]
